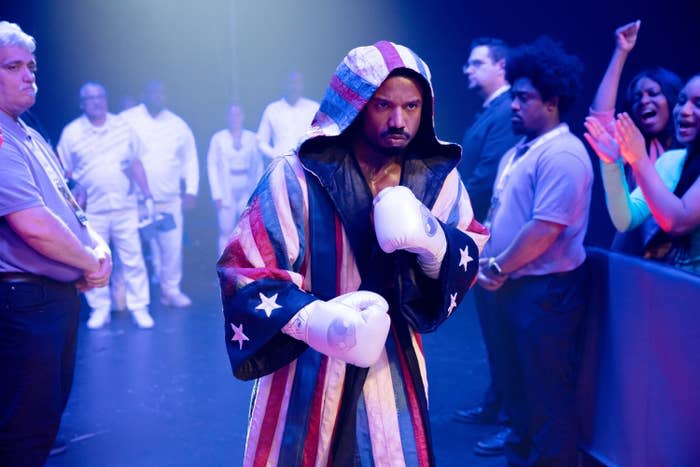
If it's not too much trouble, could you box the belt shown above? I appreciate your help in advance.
[0,272,45,284]
[0,272,67,285]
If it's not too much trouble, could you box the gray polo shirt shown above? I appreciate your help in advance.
[0,111,92,281]
[484,124,593,278]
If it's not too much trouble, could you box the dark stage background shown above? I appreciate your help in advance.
[4,0,699,269]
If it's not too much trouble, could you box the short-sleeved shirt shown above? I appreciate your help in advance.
[484,124,593,278]
[57,113,145,213]
[257,97,319,160]
[0,111,92,281]
[120,104,199,202]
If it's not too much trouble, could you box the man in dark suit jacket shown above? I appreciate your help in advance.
[456,37,519,457]
[459,38,520,223]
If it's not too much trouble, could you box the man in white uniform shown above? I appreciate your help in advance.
[121,80,199,307]
[257,71,319,162]
[57,82,155,329]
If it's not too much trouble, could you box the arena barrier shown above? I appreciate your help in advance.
[578,247,700,466]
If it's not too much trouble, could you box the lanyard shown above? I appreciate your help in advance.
[493,124,570,193]
[486,124,570,227]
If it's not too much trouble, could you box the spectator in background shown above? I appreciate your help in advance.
[0,21,111,465]
[455,37,519,458]
[57,81,155,329]
[478,37,591,465]
[589,20,682,254]
[207,103,263,253]
[459,37,519,222]
[121,80,199,307]
[257,70,319,163]
[585,74,700,275]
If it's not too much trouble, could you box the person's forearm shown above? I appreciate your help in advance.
[591,48,629,112]
[258,141,276,159]
[129,159,153,198]
[182,143,200,196]
[256,118,275,159]
[494,219,563,275]
[601,160,633,231]
[86,223,108,251]
[6,206,99,273]
[632,160,695,234]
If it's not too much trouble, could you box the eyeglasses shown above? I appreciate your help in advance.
[462,59,487,75]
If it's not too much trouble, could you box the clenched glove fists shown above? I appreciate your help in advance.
[282,291,390,368]
[373,186,447,279]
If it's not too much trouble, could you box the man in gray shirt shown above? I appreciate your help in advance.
[0,21,111,466]
[476,37,592,465]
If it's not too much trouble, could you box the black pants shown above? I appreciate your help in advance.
[474,286,505,419]
[0,277,79,467]
[486,267,586,466]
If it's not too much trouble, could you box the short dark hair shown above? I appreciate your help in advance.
[624,67,682,137]
[506,36,583,114]
[470,37,509,64]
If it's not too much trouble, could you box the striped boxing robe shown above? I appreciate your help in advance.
[217,142,487,466]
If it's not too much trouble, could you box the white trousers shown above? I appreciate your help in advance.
[85,208,150,311]
[150,199,184,295]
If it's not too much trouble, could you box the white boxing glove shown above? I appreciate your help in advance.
[281,291,390,367]
[373,185,447,279]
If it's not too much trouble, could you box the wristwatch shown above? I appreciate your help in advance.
[488,257,503,276]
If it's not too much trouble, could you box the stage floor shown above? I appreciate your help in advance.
[46,276,504,466]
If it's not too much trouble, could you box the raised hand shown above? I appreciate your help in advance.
[615,112,649,167]
[583,116,621,164]
[615,20,641,53]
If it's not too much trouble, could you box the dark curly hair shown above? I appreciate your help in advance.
[506,36,583,114]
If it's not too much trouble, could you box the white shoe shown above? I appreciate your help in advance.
[160,291,192,307]
[132,309,155,329]
[87,308,111,329]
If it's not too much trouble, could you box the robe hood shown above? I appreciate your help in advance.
[299,40,460,160]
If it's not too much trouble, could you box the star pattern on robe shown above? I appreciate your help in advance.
[448,292,458,314]
[230,322,249,350]
[459,245,474,272]
[255,292,282,318]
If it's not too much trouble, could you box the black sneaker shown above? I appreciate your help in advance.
[454,405,499,425]
[473,427,511,456]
